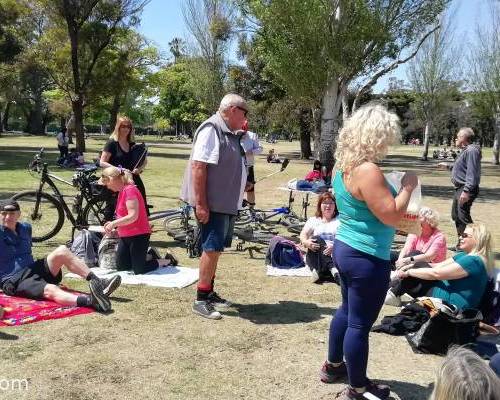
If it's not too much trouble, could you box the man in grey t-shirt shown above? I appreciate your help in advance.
[438,127,481,239]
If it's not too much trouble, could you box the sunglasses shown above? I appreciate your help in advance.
[235,106,248,117]
[321,202,334,206]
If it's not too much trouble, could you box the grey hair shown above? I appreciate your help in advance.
[219,93,247,112]
[418,206,440,228]
[458,127,474,142]
[431,346,500,400]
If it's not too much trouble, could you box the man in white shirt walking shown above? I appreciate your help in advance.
[241,123,263,207]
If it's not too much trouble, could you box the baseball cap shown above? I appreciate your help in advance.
[0,199,20,212]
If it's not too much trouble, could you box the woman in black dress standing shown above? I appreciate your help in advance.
[99,116,149,218]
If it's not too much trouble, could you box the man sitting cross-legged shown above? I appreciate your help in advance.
[0,199,121,312]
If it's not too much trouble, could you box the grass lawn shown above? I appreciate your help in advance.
[0,133,499,400]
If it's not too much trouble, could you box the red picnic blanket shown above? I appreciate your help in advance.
[0,292,94,327]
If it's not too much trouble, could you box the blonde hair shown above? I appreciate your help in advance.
[111,116,135,142]
[431,346,500,400]
[334,103,400,172]
[419,207,440,228]
[467,223,494,273]
[101,166,134,185]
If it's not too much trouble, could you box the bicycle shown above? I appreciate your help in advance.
[12,149,108,242]
[235,187,309,235]
[160,202,199,258]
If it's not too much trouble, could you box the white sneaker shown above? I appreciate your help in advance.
[384,289,402,307]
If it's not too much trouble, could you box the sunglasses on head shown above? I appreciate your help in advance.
[235,106,248,117]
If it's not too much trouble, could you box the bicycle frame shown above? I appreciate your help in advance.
[34,163,100,229]
[31,164,78,226]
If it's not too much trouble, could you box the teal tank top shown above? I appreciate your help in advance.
[333,170,397,260]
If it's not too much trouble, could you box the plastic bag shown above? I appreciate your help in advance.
[384,171,422,235]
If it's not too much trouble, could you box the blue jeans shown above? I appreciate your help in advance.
[328,239,391,388]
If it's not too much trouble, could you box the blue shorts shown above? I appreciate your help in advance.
[200,212,235,252]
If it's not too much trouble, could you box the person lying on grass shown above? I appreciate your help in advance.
[0,199,121,313]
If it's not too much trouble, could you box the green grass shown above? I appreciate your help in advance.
[0,134,499,400]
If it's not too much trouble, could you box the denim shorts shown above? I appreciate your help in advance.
[200,212,236,252]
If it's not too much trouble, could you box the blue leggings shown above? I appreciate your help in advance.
[328,240,391,388]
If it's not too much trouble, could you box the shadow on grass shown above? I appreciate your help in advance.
[381,379,434,400]
[149,239,186,250]
[0,330,19,340]
[227,300,334,324]
[108,296,133,303]
[422,184,500,201]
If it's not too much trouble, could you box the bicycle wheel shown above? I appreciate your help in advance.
[12,190,64,242]
[164,214,196,242]
[233,227,274,246]
[287,222,305,235]
[82,197,108,227]
[234,209,254,227]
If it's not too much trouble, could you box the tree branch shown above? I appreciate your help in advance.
[352,24,440,112]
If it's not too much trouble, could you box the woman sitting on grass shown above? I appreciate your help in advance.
[299,192,339,284]
[386,223,493,309]
[99,166,175,274]
[392,206,447,269]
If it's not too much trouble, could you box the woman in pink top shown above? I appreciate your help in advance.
[395,206,447,268]
[100,167,172,274]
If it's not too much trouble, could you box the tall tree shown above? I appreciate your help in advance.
[154,60,208,136]
[0,0,25,63]
[91,29,160,129]
[182,0,235,112]
[169,37,186,63]
[468,1,500,164]
[244,0,449,168]
[39,0,147,151]
[407,15,459,160]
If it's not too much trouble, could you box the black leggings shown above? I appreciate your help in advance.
[390,262,435,298]
[116,234,158,275]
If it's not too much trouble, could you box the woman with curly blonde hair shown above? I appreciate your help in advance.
[319,104,419,400]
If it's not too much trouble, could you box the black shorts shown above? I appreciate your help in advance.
[1,258,62,300]
[247,166,255,184]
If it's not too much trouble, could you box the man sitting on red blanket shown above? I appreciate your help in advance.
[0,199,121,312]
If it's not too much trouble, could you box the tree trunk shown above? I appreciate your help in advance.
[422,121,431,161]
[320,80,343,170]
[298,108,312,159]
[0,109,3,133]
[493,113,500,165]
[3,101,12,131]
[342,87,350,122]
[60,116,65,131]
[27,97,45,135]
[311,107,321,158]
[72,98,85,152]
[108,93,121,132]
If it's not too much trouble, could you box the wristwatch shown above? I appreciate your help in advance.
[410,256,415,262]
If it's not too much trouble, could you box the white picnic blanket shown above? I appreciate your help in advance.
[266,264,312,277]
[65,266,198,288]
